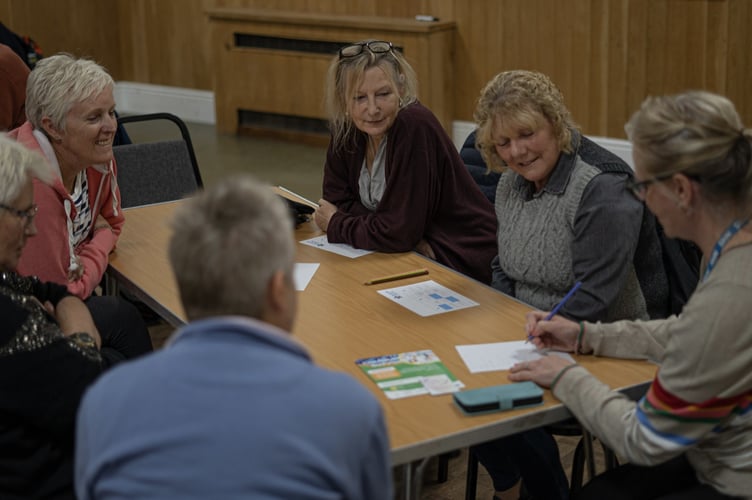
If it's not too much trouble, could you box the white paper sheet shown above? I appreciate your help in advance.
[299,235,373,259]
[377,280,479,317]
[293,263,319,291]
[455,341,575,373]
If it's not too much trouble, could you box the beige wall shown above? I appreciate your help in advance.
[2,0,750,137]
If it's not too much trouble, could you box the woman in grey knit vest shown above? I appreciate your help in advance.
[470,70,670,500]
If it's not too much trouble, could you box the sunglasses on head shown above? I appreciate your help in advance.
[339,41,393,59]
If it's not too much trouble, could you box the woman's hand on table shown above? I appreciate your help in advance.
[508,355,575,389]
[414,239,436,260]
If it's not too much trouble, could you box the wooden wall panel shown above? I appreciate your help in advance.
[0,0,123,78]
[2,0,749,137]
[117,0,214,89]
[726,0,752,122]
[454,0,750,137]
[207,10,456,133]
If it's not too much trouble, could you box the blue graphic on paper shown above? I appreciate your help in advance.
[377,280,479,317]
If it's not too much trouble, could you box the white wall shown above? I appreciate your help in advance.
[114,82,215,124]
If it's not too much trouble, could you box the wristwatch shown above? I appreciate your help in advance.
[71,332,98,350]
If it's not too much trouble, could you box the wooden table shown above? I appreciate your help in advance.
[109,200,655,495]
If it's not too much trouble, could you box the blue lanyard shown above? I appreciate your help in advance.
[703,218,750,281]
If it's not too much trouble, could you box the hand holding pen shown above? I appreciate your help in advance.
[526,281,582,346]
[524,312,581,352]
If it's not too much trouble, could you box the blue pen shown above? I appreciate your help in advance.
[526,281,582,343]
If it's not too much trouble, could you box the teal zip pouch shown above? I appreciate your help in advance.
[453,381,544,415]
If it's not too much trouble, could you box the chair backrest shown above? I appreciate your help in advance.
[113,113,203,208]
[589,135,634,169]
[459,130,500,204]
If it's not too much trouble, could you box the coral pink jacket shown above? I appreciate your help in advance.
[10,121,124,299]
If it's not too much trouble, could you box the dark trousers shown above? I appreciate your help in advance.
[85,295,153,367]
[577,454,741,500]
[472,428,569,499]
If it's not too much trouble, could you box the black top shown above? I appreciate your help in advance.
[0,272,102,499]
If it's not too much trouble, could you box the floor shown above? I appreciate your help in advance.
[125,119,603,499]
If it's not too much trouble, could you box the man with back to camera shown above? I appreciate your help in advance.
[74,176,392,499]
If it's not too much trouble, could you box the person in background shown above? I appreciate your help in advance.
[313,40,497,284]
[8,53,151,365]
[75,176,392,500]
[510,90,752,500]
[0,44,30,131]
[0,135,103,500]
[470,70,670,500]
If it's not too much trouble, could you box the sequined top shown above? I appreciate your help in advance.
[0,271,102,498]
[0,271,99,361]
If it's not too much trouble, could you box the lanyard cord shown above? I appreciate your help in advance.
[703,218,750,282]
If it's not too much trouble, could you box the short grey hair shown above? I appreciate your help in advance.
[626,91,752,210]
[0,134,53,204]
[25,53,114,131]
[168,176,295,320]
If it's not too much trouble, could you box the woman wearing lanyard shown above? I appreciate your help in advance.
[509,91,751,500]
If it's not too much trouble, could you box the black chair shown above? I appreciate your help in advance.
[113,113,203,208]
[460,130,500,204]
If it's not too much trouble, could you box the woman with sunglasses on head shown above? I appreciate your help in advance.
[313,40,497,284]
[0,135,103,499]
[510,91,752,499]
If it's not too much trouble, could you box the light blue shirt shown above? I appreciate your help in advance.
[75,316,392,500]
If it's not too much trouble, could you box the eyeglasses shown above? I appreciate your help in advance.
[339,41,393,59]
[0,203,38,225]
[626,169,700,200]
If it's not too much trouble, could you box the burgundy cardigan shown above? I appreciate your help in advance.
[323,102,497,284]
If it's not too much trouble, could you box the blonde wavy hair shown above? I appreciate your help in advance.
[473,70,578,173]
